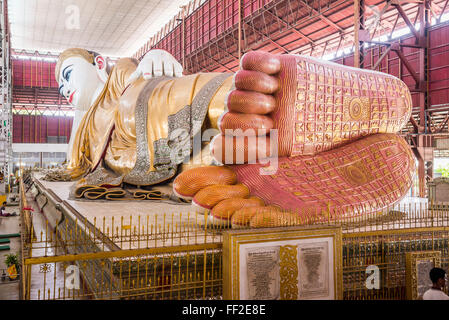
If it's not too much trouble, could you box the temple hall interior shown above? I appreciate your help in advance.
[0,0,449,304]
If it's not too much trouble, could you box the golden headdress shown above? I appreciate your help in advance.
[55,48,95,80]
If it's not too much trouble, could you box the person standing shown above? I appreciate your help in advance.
[423,267,449,300]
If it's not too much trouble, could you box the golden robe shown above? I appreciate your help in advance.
[68,58,232,186]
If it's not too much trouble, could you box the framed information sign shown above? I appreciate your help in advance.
[223,225,343,300]
[406,251,442,300]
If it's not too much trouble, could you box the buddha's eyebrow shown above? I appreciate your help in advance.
[62,64,73,79]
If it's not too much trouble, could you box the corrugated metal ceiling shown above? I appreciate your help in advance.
[8,0,191,57]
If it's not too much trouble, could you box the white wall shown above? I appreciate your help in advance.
[12,143,68,153]
[12,143,68,168]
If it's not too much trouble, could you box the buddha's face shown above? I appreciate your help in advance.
[57,55,108,110]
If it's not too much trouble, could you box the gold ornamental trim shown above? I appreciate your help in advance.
[338,160,373,186]
[405,251,442,300]
[223,225,343,300]
[280,245,299,300]
[343,97,370,122]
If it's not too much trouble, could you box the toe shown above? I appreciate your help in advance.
[210,135,273,165]
[208,197,265,227]
[230,205,280,229]
[173,166,237,200]
[234,70,279,94]
[241,51,281,74]
[250,210,299,228]
[226,90,276,114]
[219,112,274,135]
[192,184,250,214]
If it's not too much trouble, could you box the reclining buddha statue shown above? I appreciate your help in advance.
[56,48,415,228]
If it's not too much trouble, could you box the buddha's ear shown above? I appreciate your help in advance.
[94,55,108,82]
[94,55,106,70]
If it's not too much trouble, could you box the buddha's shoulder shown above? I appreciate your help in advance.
[115,57,139,70]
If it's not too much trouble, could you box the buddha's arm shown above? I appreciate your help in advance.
[145,73,233,171]
[105,72,233,183]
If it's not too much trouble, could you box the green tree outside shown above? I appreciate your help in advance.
[436,166,449,178]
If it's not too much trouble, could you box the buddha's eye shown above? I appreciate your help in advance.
[65,70,72,81]
[61,64,73,83]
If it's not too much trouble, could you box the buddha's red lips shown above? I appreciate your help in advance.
[68,91,76,103]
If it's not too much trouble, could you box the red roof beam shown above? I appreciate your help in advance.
[297,0,344,33]
[263,7,315,44]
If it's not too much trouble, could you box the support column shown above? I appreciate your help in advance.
[354,0,365,68]
[0,0,12,184]
[238,0,243,59]
[181,6,186,71]
[416,0,432,197]
[354,0,433,198]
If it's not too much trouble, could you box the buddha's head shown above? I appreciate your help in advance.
[56,48,110,110]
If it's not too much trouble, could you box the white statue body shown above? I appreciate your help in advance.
[57,49,183,158]
[55,48,416,230]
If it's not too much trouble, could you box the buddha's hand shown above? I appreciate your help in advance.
[127,49,183,83]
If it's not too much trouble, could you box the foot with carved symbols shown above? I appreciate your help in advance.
[173,51,415,228]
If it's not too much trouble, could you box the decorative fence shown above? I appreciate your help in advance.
[19,174,449,300]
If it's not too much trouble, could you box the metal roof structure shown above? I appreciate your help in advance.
[8,0,193,57]
[6,0,449,196]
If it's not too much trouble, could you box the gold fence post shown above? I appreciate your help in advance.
[27,263,33,300]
